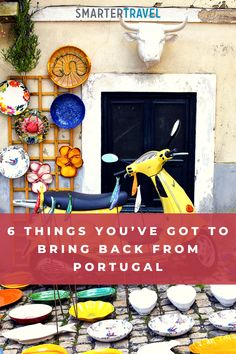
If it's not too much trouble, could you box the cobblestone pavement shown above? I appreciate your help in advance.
[0,285,233,354]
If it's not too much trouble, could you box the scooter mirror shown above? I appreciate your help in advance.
[170,119,181,137]
[102,153,119,163]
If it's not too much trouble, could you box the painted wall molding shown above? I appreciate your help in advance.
[31,6,236,23]
[81,73,216,213]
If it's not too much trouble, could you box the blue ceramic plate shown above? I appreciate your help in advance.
[50,93,85,129]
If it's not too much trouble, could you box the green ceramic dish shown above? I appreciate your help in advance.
[77,287,116,301]
[29,290,70,303]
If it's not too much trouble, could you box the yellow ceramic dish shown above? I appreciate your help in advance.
[69,300,114,322]
[1,284,29,289]
[22,344,68,354]
[48,45,91,89]
[189,334,236,353]
[83,350,122,354]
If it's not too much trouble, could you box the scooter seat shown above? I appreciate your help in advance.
[44,190,128,211]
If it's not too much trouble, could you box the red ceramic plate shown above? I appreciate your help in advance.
[0,289,23,307]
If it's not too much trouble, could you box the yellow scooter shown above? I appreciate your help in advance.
[13,120,194,214]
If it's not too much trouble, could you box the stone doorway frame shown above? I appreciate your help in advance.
[81,73,216,212]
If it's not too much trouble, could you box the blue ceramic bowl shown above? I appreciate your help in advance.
[50,93,85,129]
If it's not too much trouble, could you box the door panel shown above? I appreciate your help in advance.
[102,92,196,212]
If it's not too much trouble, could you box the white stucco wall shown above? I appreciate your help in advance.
[0,5,235,163]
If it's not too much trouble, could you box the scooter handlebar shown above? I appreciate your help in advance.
[113,169,126,177]
[165,149,177,158]
[165,149,189,158]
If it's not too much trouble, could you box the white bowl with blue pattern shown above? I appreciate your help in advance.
[148,313,194,337]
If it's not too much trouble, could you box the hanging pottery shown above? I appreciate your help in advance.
[0,145,30,179]
[48,46,91,89]
[0,80,30,116]
[27,161,53,193]
[56,145,83,178]
[50,93,85,129]
[14,110,49,144]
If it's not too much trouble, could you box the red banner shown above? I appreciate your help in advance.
[0,213,235,284]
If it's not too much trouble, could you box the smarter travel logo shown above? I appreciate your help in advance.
[75,7,161,20]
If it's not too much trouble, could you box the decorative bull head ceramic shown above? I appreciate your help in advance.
[120,17,188,67]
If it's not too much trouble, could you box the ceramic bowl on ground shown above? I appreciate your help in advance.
[69,301,114,322]
[29,290,70,303]
[87,319,133,342]
[189,334,236,353]
[129,288,157,315]
[1,284,28,289]
[167,285,196,312]
[77,287,116,301]
[210,285,236,307]
[0,289,23,307]
[0,145,30,179]
[137,340,180,354]
[50,93,85,129]
[3,323,76,344]
[0,80,30,116]
[22,344,69,354]
[148,313,194,337]
[83,350,122,354]
[209,310,236,331]
[9,304,52,324]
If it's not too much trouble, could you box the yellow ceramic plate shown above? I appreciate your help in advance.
[48,46,91,89]
[189,334,236,353]
[1,284,29,289]
[22,343,68,354]
[69,300,114,322]
[84,350,122,354]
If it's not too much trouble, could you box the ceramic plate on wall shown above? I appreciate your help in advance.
[0,289,23,307]
[0,146,30,179]
[48,46,91,88]
[50,93,85,129]
[0,80,30,116]
[14,110,50,144]
[87,319,133,342]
